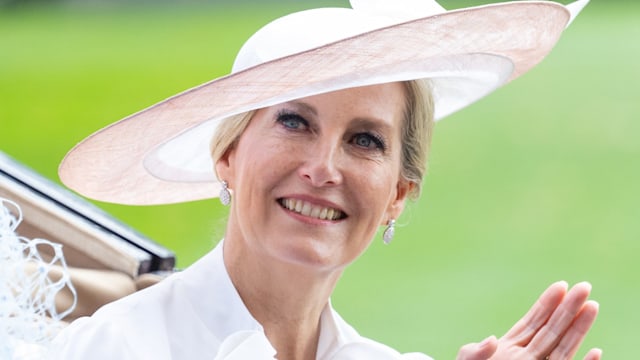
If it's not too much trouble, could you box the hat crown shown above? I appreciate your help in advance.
[350,0,445,20]
[232,0,446,73]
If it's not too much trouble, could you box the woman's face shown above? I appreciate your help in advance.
[217,83,413,272]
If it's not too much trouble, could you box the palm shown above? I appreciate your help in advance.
[457,282,601,360]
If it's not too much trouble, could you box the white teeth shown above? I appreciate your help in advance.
[301,202,311,216]
[280,198,343,220]
[310,206,321,219]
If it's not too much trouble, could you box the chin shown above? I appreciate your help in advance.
[274,238,349,272]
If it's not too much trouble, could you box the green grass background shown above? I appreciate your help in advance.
[1,1,638,358]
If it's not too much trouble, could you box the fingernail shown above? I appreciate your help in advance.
[590,348,603,358]
[479,335,495,348]
[576,281,592,292]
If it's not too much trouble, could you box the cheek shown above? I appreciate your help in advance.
[236,135,297,186]
[347,166,397,219]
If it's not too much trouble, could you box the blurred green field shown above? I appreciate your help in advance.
[1,1,638,358]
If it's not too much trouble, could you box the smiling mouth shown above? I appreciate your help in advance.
[278,198,347,221]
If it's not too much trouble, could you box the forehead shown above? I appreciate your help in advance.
[278,82,407,124]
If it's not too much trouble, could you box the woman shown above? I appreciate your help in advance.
[52,0,600,359]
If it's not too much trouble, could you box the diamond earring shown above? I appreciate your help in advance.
[383,219,395,245]
[219,180,231,206]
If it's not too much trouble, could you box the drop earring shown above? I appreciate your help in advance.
[383,219,395,245]
[219,180,231,206]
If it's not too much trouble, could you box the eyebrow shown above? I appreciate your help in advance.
[286,100,394,132]
[287,100,318,116]
[350,117,394,133]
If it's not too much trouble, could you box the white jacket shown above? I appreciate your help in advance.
[50,241,432,360]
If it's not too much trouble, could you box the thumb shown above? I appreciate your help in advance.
[456,335,498,360]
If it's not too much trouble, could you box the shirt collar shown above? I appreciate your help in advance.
[182,239,364,360]
[180,239,264,340]
[317,300,360,359]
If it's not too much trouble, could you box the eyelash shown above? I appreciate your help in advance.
[275,110,387,152]
[353,133,387,152]
[276,110,308,130]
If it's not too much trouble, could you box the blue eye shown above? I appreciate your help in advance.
[352,133,386,151]
[277,111,308,130]
[354,134,372,148]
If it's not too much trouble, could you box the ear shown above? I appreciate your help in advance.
[214,145,237,187]
[384,178,415,224]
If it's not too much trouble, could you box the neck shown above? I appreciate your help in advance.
[223,231,343,360]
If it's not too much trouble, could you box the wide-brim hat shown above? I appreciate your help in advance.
[59,0,588,205]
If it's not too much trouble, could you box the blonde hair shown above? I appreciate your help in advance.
[210,80,434,200]
[400,79,434,199]
[210,110,256,172]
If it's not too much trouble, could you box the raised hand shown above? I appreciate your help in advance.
[457,281,600,360]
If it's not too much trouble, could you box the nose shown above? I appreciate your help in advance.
[297,140,344,187]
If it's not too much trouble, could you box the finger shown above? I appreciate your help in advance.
[548,300,599,360]
[456,336,498,360]
[583,348,602,360]
[528,282,592,357]
[502,281,568,345]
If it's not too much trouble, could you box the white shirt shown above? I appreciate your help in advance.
[49,241,432,359]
